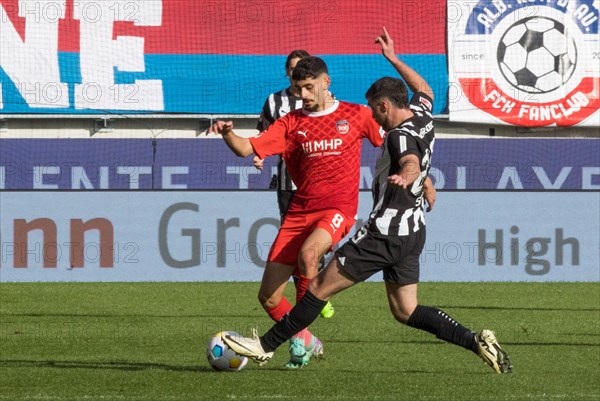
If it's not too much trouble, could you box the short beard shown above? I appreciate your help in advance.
[303,103,319,112]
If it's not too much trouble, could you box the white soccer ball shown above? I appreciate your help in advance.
[497,16,577,93]
[206,331,248,371]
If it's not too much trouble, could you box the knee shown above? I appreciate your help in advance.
[391,310,410,325]
[307,279,320,296]
[307,275,330,300]
[390,304,417,325]
[298,250,320,277]
[258,291,279,310]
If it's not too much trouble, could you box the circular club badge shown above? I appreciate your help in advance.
[449,0,599,127]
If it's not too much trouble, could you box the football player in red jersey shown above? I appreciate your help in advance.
[208,56,384,367]
[253,50,336,320]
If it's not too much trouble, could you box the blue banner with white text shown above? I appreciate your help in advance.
[0,138,598,191]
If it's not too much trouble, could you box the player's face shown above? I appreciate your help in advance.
[368,98,389,130]
[295,73,330,112]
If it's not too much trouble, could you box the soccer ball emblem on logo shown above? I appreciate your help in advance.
[206,331,248,371]
[497,16,577,94]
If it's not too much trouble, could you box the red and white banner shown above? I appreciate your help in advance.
[0,0,448,114]
[448,0,600,127]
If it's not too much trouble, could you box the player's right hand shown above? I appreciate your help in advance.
[206,120,234,135]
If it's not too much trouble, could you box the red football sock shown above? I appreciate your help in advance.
[266,296,293,322]
[293,328,314,348]
[295,275,311,303]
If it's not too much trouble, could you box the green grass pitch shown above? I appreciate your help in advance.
[1,282,598,401]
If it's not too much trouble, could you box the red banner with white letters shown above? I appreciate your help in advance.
[458,77,600,127]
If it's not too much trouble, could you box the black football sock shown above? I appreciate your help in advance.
[260,290,327,352]
[407,305,478,353]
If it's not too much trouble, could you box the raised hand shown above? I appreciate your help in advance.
[375,26,397,61]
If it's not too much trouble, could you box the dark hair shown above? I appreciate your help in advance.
[292,56,329,81]
[285,49,311,70]
[365,77,409,109]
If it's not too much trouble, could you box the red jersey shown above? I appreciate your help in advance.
[250,100,384,217]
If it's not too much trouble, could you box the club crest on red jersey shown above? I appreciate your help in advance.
[336,120,349,134]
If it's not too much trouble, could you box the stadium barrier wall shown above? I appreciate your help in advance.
[0,191,598,282]
[1,138,599,190]
[1,137,598,282]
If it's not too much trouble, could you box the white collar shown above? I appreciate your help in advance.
[302,100,340,117]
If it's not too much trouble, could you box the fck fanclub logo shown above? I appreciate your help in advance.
[455,0,599,127]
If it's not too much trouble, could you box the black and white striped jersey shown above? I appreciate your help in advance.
[368,92,435,236]
[257,88,303,192]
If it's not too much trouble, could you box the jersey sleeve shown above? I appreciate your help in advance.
[359,106,385,147]
[410,92,434,114]
[387,130,420,162]
[249,116,288,159]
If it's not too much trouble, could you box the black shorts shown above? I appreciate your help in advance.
[336,225,426,284]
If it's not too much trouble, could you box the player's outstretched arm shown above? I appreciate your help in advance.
[207,120,254,157]
[375,27,434,101]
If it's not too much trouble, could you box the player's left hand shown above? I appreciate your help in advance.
[253,156,264,171]
[375,27,397,61]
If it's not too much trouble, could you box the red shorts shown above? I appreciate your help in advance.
[267,209,355,266]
